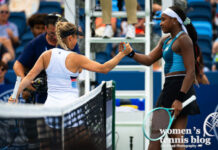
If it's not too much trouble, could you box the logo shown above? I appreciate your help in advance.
[165,46,169,51]
[70,76,77,88]
[203,105,218,140]
[213,105,218,141]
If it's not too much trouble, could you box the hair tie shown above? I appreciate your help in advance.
[183,17,191,25]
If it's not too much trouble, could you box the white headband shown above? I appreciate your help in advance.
[163,8,188,33]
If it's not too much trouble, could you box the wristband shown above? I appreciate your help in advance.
[176,91,186,102]
[127,50,135,58]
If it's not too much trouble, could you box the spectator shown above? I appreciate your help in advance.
[174,0,187,12]
[9,0,40,18]
[100,0,137,38]
[27,13,47,37]
[212,38,218,71]
[0,43,13,63]
[0,60,8,85]
[13,13,81,104]
[0,61,14,102]
[0,37,15,61]
[0,0,7,5]
[0,4,19,46]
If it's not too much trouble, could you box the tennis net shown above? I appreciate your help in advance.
[0,81,115,150]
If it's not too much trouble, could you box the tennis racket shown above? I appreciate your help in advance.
[142,95,196,141]
[11,76,21,101]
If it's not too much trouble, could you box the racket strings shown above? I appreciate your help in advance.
[146,109,171,139]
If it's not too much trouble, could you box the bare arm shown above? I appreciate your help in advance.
[74,52,126,74]
[125,37,165,66]
[1,52,13,63]
[15,53,45,99]
[0,37,15,60]
[6,28,19,45]
[171,35,196,117]
[179,35,195,93]
[13,61,26,79]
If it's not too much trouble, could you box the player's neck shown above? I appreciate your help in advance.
[170,28,182,39]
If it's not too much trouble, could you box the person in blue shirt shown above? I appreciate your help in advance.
[0,4,19,46]
[13,13,81,104]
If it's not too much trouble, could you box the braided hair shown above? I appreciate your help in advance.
[169,6,200,76]
[55,21,77,50]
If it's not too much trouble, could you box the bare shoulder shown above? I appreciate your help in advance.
[178,33,192,46]
[41,50,52,58]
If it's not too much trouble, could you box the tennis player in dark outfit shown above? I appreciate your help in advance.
[122,6,200,150]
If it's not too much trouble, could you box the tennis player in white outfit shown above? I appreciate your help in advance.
[10,21,131,104]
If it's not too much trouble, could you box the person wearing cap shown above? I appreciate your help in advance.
[13,13,81,104]
[121,6,200,150]
[9,20,129,108]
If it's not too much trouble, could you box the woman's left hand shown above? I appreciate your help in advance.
[171,100,183,118]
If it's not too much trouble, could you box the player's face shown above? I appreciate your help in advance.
[32,24,45,37]
[160,14,173,33]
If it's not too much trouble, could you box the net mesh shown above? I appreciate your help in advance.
[0,81,114,150]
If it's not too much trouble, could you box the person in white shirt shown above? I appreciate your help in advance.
[10,20,130,104]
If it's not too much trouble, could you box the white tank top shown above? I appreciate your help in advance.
[45,48,79,106]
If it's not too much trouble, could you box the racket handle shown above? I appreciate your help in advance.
[11,76,21,99]
[182,95,196,108]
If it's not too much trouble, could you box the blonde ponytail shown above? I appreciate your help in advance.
[55,21,77,50]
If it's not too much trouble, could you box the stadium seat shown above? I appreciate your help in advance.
[5,69,16,84]
[21,27,34,42]
[96,43,112,63]
[152,11,162,36]
[202,53,212,69]
[96,52,111,64]
[118,56,139,65]
[198,35,212,54]
[8,60,15,70]
[15,30,33,58]
[38,1,62,14]
[187,0,205,3]
[187,1,212,22]
[9,12,26,37]
[192,21,213,38]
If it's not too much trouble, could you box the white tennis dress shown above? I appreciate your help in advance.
[45,48,79,107]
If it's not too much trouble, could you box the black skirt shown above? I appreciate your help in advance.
[156,76,200,116]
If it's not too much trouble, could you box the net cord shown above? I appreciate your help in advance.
[0,81,106,118]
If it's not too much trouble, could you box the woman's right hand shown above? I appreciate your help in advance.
[8,96,18,104]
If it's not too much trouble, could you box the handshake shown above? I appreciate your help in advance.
[119,42,135,58]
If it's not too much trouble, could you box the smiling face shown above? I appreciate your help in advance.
[160,14,174,33]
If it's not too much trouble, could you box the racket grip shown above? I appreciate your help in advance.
[11,76,21,99]
[182,95,196,108]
